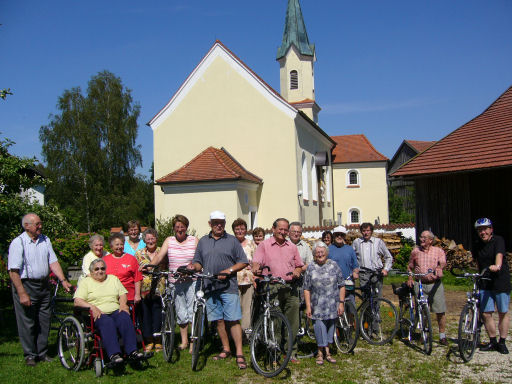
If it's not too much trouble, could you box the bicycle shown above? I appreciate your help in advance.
[393,271,434,355]
[296,275,316,359]
[358,267,398,345]
[249,266,293,378]
[334,276,359,354]
[143,265,184,363]
[451,267,490,362]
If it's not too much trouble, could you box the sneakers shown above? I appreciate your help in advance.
[128,351,144,361]
[38,355,53,363]
[109,354,124,364]
[497,343,509,354]
[25,357,37,367]
[480,342,497,352]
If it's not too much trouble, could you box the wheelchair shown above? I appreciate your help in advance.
[57,301,152,377]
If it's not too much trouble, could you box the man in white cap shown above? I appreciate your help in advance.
[189,210,249,369]
[473,218,510,354]
[328,226,359,305]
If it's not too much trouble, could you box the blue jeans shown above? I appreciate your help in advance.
[313,318,335,347]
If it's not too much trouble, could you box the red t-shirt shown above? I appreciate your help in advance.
[103,253,143,301]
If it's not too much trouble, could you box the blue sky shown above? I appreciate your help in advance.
[1,0,511,176]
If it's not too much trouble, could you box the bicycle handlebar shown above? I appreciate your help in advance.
[450,267,489,279]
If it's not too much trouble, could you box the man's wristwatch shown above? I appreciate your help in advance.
[229,268,234,274]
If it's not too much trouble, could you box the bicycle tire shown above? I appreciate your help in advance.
[458,303,478,362]
[399,300,414,341]
[191,305,205,371]
[296,310,315,359]
[250,310,293,378]
[359,297,398,345]
[58,316,85,371]
[162,302,176,363]
[354,291,364,313]
[334,300,359,353]
[419,304,433,355]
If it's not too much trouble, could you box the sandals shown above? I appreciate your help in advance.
[212,350,231,361]
[235,355,247,370]
[316,354,324,365]
[325,355,336,364]
[154,344,163,352]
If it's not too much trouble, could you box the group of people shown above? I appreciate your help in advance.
[7,211,510,369]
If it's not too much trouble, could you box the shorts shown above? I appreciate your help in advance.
[206,291,242,322]
[480,290,510,313]
[415,281,446,313]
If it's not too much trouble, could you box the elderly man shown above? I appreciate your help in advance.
[352,222,393,297]
[8,213,72,366]
[188,211,249,369]
[473,218,510,354]
[407,230,448,346]
[252,218,303,363]
[328,226,359,304]
[288,221,313,271]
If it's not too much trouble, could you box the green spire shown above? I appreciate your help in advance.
[276,0,315,60]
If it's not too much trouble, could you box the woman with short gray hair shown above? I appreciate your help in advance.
[79,234,107,284]
[304,241,345,365]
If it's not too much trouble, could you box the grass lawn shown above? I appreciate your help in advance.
[0,281,511,384]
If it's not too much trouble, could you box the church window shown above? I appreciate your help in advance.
[290,70,298,90]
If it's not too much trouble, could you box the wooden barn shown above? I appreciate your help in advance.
[391,86,512,251]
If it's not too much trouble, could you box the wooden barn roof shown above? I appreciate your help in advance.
[392,86,512,177]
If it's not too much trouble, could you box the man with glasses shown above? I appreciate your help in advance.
[189,211,249,369]
[252,218,303,363]
[474,218,510,354]
[288,222,313,271]
[8,213,72,366]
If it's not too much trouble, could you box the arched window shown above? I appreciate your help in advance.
[349,208,360,224]
[290,70,298,90]
[311,159,318,201]
[346,169,359,186]
[301,153,309,200]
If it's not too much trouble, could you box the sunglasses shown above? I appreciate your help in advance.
[94,267,106,271]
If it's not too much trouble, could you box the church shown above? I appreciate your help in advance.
[150,0,389,236]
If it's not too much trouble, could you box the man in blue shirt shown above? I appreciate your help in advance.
[328,226,359,305]
[8,213,71,366]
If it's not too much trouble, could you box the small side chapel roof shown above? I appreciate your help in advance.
[155,147,262,185]
[276,0,315,60]
[331,134,388,164]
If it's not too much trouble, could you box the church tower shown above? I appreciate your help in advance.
[277,0,320,123]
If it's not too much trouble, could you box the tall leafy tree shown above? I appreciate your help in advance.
[40,71,148,232]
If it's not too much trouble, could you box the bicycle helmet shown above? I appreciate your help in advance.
[474,218,492,228]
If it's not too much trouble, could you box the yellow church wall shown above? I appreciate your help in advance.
[332,162,389,225]
[153,49,306,231]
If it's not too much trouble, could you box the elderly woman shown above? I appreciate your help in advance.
[232,218,256,339]
[135,228,166,352]
[104,232,143,303]
[79,234,107,284]
[74,259,144,364]
[149,214,198,351]
[124,220,146,256]
[321,231,333,247]
[251,227,265,247]
[304,241,345,365]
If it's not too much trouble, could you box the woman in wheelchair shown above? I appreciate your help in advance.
[74,259,144,364]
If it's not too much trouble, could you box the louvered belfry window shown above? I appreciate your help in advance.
[290,70,298,89]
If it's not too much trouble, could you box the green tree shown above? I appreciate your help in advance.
[388,185,415,223]
[40,71,151,232]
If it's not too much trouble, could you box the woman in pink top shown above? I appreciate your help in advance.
[152,214,198,351]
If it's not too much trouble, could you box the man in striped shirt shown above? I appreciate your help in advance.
[407,230,448,346]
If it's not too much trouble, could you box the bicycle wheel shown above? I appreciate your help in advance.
[58,316,85,371]
[419,304,433,355]
[458,303,478,362]
[359,298,398,345]
[354,291,364,313]
[334,300,359,353]
[162,302,176,363]
[250,310,293,378]
[399,300,414,341]
[191,305,205,371]
[296,311,315,359]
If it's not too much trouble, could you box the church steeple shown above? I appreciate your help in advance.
[277,0,320,123]
[276,0,315,60]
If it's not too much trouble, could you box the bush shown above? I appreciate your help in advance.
[392,235,416,271]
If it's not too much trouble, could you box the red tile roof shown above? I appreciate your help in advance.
[392,86,512,177]
[156,147,262,184]
[405,140,436,153]
[331,134,388,163]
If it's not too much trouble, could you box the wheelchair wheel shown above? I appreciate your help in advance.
[94,358,103,377]
[58,316,85,371]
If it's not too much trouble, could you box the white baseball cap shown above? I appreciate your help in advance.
[210,210,226,220]
[332,225,347,234]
